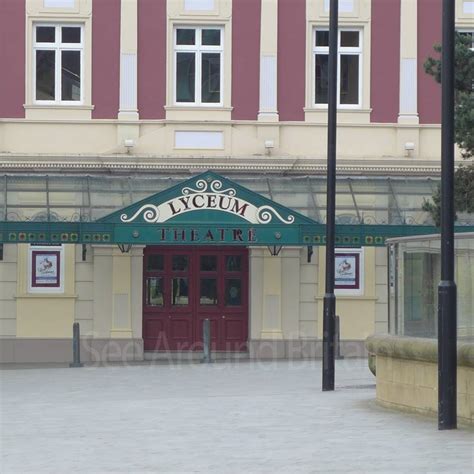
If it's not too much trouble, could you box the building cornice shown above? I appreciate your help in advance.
[0,155,444,177]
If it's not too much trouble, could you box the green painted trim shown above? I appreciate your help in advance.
[1,222,473,246]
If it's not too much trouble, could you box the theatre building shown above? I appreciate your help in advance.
[0,0,473,363]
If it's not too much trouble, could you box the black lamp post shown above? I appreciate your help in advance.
[438,0,457,430]
[322,0,338,391]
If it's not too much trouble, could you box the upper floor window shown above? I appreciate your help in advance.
[34,24,83,104]
[313,29,362,107]
[174,26,223,106]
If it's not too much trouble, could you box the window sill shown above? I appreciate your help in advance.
[25,104,94,110]
[304,107,372,124]
[24,104,94,120]
[16,294,77,299]
[165,106,233,121]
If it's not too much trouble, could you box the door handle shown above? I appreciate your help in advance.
[222,315,226,319]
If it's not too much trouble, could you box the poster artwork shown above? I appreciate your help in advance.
[334,252,360,290]
[32,251,61,288]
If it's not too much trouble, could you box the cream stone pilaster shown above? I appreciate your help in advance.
[110,247,134,338]
[119,0,138,120]
[92,246,113,337]
[249,247,264,339]
[117,0,139,148]
[92,245,142,352]
[130,245,144,339]
[280,248,301,338]
[258,0,279,122]
[260,252,283,339]
[398,0,419,125]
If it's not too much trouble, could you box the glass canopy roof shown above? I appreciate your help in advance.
[1,174,471,226]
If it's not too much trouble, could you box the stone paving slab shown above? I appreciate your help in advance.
[1,359,473,473]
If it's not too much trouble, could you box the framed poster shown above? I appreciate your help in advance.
[335,249,364,295]
[28,246,64,293]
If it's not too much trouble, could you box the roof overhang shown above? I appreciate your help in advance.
[1,171,473,246]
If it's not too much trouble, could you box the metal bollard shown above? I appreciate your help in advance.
[69,322,84,368]
[201,319,213,364]
[335,315,344,360]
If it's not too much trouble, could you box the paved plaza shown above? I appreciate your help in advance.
[1,358,473,473]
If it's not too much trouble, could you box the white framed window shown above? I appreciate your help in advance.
[313,28,362,108]
[33,24,84,104]
[174,26,223,106]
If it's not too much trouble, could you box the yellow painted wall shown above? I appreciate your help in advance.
[317,247,377,340]
[16,244,76,338]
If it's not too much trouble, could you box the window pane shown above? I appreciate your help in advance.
[225,279,242,306]
[200,255,217,271]
[172,277,189,305]
[62,27,81,43]
[176,53,195,102]
[36,26,55,43]
[172,255,189,271]
[202,29,221,46]
[201,53,220,103]
[177,29,195,45]
[226,256,241,272]
[315,30,329,47]
[200,278,218,305]
[146,277,163,306]
[340,54,359,104]
[36,50,56,100]
[340,31,359,47]
[147,255,164,271]
[315,54,328,104]
[61,51,81,101]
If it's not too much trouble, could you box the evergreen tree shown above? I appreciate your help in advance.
[422,33,474,225]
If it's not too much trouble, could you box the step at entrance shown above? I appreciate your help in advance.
[144,351,250,361]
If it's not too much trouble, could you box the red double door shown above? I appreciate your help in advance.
[143,246,249,352]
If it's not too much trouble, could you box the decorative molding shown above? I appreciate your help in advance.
[0,159,444,176]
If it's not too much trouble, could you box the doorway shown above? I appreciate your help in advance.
[143,246,249,351]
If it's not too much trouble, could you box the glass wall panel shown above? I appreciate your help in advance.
[388,234,474,342]
[3,175,472,228]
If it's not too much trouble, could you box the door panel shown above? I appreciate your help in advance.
[143,246,248,351]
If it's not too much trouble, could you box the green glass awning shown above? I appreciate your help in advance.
[0,171,473,246]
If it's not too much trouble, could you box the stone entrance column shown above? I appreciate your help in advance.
[91,245,144,361]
